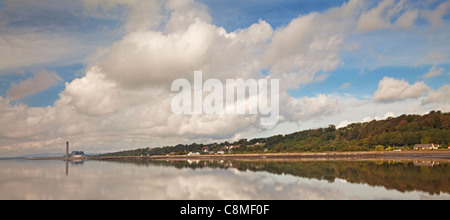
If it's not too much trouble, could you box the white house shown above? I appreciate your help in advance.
[413,144,440,150]
[187,152,200,156]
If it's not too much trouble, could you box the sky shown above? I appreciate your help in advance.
[0,0,449,157]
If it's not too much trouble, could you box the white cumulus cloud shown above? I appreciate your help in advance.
[422,85,450,105]
[373,77,430,103]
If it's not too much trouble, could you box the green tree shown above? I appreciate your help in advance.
[273,143,284,152]
[421,133,430,144]
[375,145,385,151]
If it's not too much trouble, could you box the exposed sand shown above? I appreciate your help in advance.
[95,150,450,162]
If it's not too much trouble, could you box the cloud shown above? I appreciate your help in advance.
[0,0,449,157]
[373,77,430,103]
[337,120,351,129]
[82,0,211,33]
[263,0,363,90]
[422,85,450,105]
[0,1,273,156]
[93,1,272,88]
[424,65,445,78]
[0,0,82,28]
[357,0,395,32]
[0,96,59,142]
[279,93,343,122]
[0,32,89,73]
[0,0,120,74]
[6,70,62,100]
[97,20,216,88]
[340,82,352,89]
[394,10,418,29]
[415,51,447,67]
[422,1,450,28]
[362,111,395,122]
[357,0,418,32]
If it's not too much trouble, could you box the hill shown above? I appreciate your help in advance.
[99,111,450,157]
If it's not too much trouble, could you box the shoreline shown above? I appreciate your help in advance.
[93,150,450,162]
[26,157,87,161]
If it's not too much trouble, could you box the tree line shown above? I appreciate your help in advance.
[99,111,450,157]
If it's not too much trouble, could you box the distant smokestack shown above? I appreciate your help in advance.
[66,142,69,157]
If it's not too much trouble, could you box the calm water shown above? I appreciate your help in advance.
[0,159,449,200]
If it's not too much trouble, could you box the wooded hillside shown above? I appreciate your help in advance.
[100,111,450,156]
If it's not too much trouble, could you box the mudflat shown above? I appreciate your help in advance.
[95,150,450,162]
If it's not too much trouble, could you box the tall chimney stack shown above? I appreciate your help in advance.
[66,142,69,157]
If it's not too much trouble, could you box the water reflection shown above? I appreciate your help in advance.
[0,159,449,200]
[65,160,85,176]
[106,158,450,196]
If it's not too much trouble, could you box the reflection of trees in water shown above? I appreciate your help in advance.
[105,158,450,195]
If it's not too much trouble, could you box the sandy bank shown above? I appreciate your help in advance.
[94,150,450,162]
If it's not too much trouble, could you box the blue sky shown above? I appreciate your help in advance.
[1,0,449,106]
[199,0,347,31]
[0,0,449,156]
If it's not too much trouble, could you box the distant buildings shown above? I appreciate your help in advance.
[64,142,87,159]
[172,142,269,156]
[201,147,209,153]
[224,145,240,150]
[413,144,440,150]
[70,151,86,158]
[187,152,200,156]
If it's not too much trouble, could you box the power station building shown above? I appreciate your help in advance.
[64,142,86,158]
[66,142,69,157]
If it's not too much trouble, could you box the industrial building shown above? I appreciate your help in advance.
[64,142,86,158]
